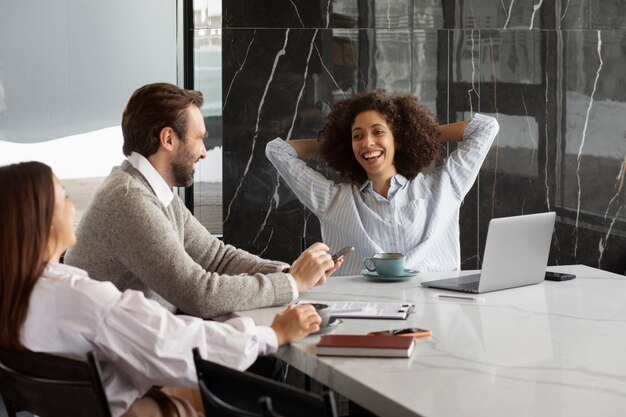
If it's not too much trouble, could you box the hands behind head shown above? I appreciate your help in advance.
[271,304,321,346]
[289,242,344,292]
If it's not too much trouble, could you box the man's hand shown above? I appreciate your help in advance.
[289,242,336,292]
[271,304,321,346]
[323,257,344,283]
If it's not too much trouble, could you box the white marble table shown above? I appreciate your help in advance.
[237,265,626,417]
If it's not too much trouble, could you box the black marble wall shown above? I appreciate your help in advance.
[219,0,626,274]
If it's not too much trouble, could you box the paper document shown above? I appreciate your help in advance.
[301,300,415,320]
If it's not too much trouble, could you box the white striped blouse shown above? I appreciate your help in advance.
[266,113,499,275]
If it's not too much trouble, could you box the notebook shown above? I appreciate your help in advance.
[316,335,415,358]
[421,212,556,294]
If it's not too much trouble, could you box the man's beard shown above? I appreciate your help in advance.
[171,152,195,187]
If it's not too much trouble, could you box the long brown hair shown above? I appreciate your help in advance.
[0,161,55,350]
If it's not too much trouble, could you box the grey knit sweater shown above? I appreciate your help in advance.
[65,161,294,318]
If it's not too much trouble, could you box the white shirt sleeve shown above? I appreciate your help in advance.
[284,273,299,302]
[272,262,299,302]
[93,287,278,389]
[442,113,499,198]
[266,138,339,217]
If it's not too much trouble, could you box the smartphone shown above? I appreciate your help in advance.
[544,271,576,281]
[367,327,432,338]
[331,246,354,262]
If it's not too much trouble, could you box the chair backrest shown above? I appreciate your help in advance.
[192,348,337,417]
[0,348,111,417]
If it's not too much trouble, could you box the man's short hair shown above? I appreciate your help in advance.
[121,83,204,157]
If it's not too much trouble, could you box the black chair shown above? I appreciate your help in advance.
[192,348,338,417]
[0,348,111,417]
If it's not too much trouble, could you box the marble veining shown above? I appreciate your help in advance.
[466,30,478,114]
[560,0,571,23]
[252,29,318,248]
[252,171,279,246]
[529,0,544,30]
[503,0,516,29]
[287,30,318,140]
[258,226,275,257]
[224,29,290,224]
[288,0,306,27]
[315,48,345,96]
[574,30,603,257]
[223,29,255,110]
[598,205,623,268]
[543,56,551,212]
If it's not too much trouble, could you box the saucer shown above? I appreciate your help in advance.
[360,268,418,282]
[311,318,342,335]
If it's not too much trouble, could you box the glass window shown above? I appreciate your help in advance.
[0,0,177,225]
[192,1,223,235]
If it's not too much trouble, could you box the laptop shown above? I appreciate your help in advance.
[421,212,556,294]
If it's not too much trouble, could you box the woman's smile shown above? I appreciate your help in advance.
[351,110,397,180]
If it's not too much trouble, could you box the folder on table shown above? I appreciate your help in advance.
[300,300,414,320]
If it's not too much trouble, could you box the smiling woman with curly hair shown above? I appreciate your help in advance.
[321,90,440,185]
[266,90,499,275]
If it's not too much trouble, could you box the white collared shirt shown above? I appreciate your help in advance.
[21,263,278,417]
[266,113,499,275]
[127,151,174,207]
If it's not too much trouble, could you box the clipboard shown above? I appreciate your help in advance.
[300,300,415,320]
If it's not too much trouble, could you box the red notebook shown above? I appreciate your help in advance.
[316,335,415,358]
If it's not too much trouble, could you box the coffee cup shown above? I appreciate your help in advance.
[309,303,331,328]
[363,253,406,276]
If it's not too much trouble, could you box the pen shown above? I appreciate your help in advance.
[434,294,484,301]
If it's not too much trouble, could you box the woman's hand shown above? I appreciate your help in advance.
[271,304,321,346]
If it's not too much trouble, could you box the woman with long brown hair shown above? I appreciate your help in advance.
[0,161,322,417]
[0,162,56,350]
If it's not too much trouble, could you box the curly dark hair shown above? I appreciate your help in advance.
[320,90,440,184]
